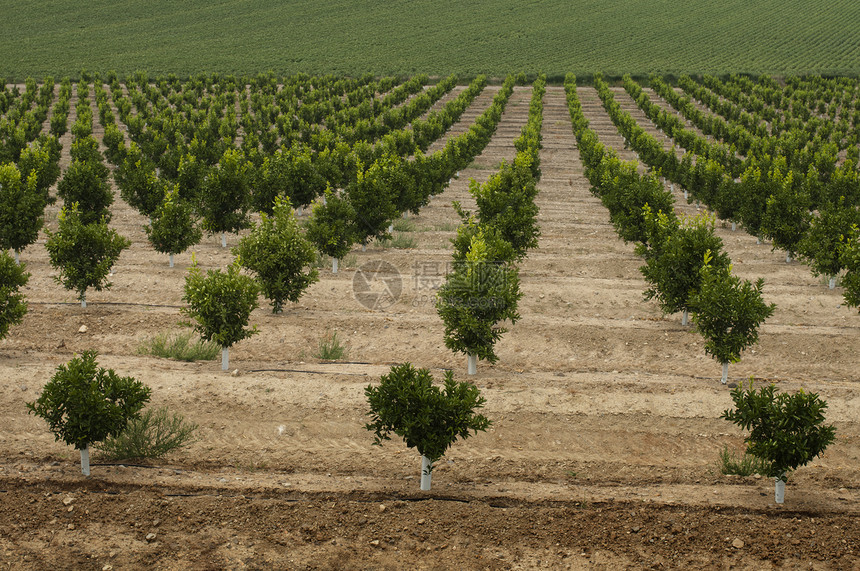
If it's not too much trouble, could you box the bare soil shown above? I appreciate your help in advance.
[1,85,858,570]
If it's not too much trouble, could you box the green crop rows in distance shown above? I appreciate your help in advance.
[1,0,859,81]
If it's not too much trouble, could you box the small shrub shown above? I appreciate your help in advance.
[97,406,197,460]
[314,330,348,360]
[392,218,416,232]
[716,444,768,476]
[377,233,416,249]
[137,330,220,361]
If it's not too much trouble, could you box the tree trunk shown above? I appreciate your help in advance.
[81,292,87,309]
[681,309,689,326]
[296,205,303,217]
[388,223,394,234]
[756,237,762,245]
[402,211,409,219]
[785,252,792,263]
[362,243,367,252]
[221,233,227,248]
[829,277,836,289]
[775,475,786,504]
[467,354,477,375]
[683,189,688,201]
[222,347,229,371]
[721,362,729,385]
[80,444,90,476]
[420,455,432,491]
[332,258,338,274]
[14,250,20,265]
[169,253,175,268]
[731,222,736,231]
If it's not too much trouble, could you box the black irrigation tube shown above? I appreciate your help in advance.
[28,301,183,309]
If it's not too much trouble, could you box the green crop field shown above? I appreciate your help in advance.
[1,0,859,80]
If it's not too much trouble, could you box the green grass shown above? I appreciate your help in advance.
[137,330,220,362]
[1,0,858,80]
[716,445,770,477]
[314,330,348,361]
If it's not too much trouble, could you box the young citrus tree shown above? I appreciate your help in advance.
[0,250,29,341]
[689,255,775,384]
[0,163,44,264]
[114,142,166,221]
[26,351,151,476]
[638,209,731,326]
[346,155,399,248]
[200,148,251,247]
[722,379,836,503]
[182,257,260,370]
[145,184,203,267]
[365,363,491,491]
[436,226,522,374]
[798,198,860,289]
[56,136,113,224]
[234,195,318,313]
[305,188,356,273]
[44,203,131,308]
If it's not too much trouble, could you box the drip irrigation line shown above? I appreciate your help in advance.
[29,301,183,309]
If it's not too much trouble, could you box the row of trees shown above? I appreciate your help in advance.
[437,76,545,374]
[568,74,775,384]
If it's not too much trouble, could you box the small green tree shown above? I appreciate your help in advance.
[234,195,318,313]
[0,250,29,341]
[464,154,540,260]
[200,148,251,247]
[689,255,775,384]
[114,142,166,221]
[56,136,113,224]
[365,363,491,491]
[638,209,731,326]
[145,184,203,267]
[840,224,860,310]
[252,146,325,215]
[26,351,151,475]
[182,257,260,370]
[436,227,522,374]
[722,379,836,503]
[44,203,131,307]
[17,137,61,206]
[305,188,356,273]
[798,198,860,289]
[759,169,812,263]
[0,164,44,264]
[346,154,399,248]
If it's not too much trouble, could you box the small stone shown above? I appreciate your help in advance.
[145,533,157,542]
[109,551,116,558]
[631,526,641,533]
[369,539,380,547]
[63,496,75,505]
[732,538,744,549]
[20,385,27,391]
[379,504,387,513]
[418,519,425,525]
[78,325,88,333]
[56,340,65,349]
[753,474,762,480]
[231,369,240,377]
[67,506,74,513]
[102,565,113,571]
[67,524,75,530]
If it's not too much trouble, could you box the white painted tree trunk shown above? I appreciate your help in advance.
[14,250,20,265]
[80,444,90,476]
[296,205,303,217]
[169,253,175,268]
[775,476,786,504]
[332,258,338,274]
[731,222,736,231]
[467,354,477,375]
[670,183,674,193]
[681,309,689,326]
[683,189,688,201]
[221,233,227,248]
[420,455,432,491]
[756,237,762,245]
[721,362,729,384]
[786,253,792,263]
[81,293,87,309]
[402,211,409,219]
[829,277,836,289]
[222,347,229,371]
[362,243,367,252]
[388,223,394,234]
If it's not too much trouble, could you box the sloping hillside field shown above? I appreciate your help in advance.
[1,74,859,569]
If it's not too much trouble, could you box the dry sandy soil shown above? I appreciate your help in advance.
[0,84,858,570]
